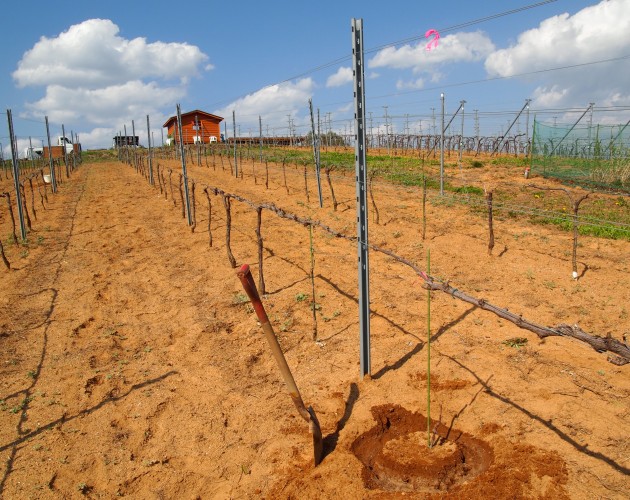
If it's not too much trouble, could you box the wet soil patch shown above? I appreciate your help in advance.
[351,404,493,493]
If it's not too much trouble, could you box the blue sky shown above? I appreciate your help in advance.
[2,0,629,152]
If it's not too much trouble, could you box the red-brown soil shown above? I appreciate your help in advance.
[0,155,628,499]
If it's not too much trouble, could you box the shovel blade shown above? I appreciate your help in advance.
[307,406,324,466]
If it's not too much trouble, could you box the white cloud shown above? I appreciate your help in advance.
[368,31,495,74]
[485,0,630,109]
[326,67,353,87]
[396,78,425,90]
[214,78,315,132]
[13,19,211,148]
[26,81,185,126]
[13,19,210,89]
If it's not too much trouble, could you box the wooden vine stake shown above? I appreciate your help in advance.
[169,170,176,206]
[20,184,32,231]
[0,238,9,269]
[178,174,185,219]
[190,180,197,233]
[303,161,310,203]
[486,189,495,255]
[369,169,380,225]
[528,185,591,279]
[325,166,338,211]
[1,193,18,244]
[223,195,237,268]
[282,157,289,194]
[203,188,213,247]
[255,207,265,295]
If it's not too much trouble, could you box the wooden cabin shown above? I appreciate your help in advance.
[162,110,224,145]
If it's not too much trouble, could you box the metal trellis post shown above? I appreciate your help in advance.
[232,110,238,178]
[309,99,323,207]
[6,109,27,240]
[176,104,193,226]
[147,115,154,185]
[45,116,57,193]
[352,18,371,379]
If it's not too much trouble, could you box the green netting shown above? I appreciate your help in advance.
[530,119,630,192]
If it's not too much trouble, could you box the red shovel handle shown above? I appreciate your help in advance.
[236,264,269,324]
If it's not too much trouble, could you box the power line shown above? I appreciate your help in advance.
[205,0,560,110]
[368,55,630,101]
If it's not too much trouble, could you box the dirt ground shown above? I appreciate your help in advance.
[0,154,629,499]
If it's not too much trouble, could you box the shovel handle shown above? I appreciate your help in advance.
[237,264,309,419]
[236,264,324,466]
[237,264,269,324]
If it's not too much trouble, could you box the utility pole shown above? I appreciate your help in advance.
[287,114,292,147]
[492,99,531,156]
[383,105,390,156]
[525,102,531,157]
[459,100,466,164]
[474,109,480,143]
[587,103,595,158]
[259,115,263,162]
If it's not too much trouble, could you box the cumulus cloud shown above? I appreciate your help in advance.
[13,19,210,89]
[396,78,425,91]
[326,67,353,87]
[485,0,630,108]
[368,31,495,74]
[13,19,211,147]
[26,81,185,126]
[214,78,315,132]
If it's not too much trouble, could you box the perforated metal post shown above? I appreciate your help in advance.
[44,116,57,193]
[352,18,371,379]
[62,124,69,178]
[309,99,323,207]
[176,104,193,226]
[147,115,154,185]
[7,109,27,240]
[232,110,238,177]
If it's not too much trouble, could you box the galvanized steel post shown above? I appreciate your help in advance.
[309,99,323,207]
[176,104,193,226]
[6,109,27,240]
[232,110,238,178]
[62,124,69,178]
[147,115,154,185]
[352,18,371,379]
[44,116,57,193]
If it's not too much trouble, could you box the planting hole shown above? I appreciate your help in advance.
[352,404,493,494]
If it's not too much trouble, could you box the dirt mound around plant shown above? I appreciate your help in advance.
[352,404,493,493]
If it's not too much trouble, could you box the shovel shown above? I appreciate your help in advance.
[236,264,324,466]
